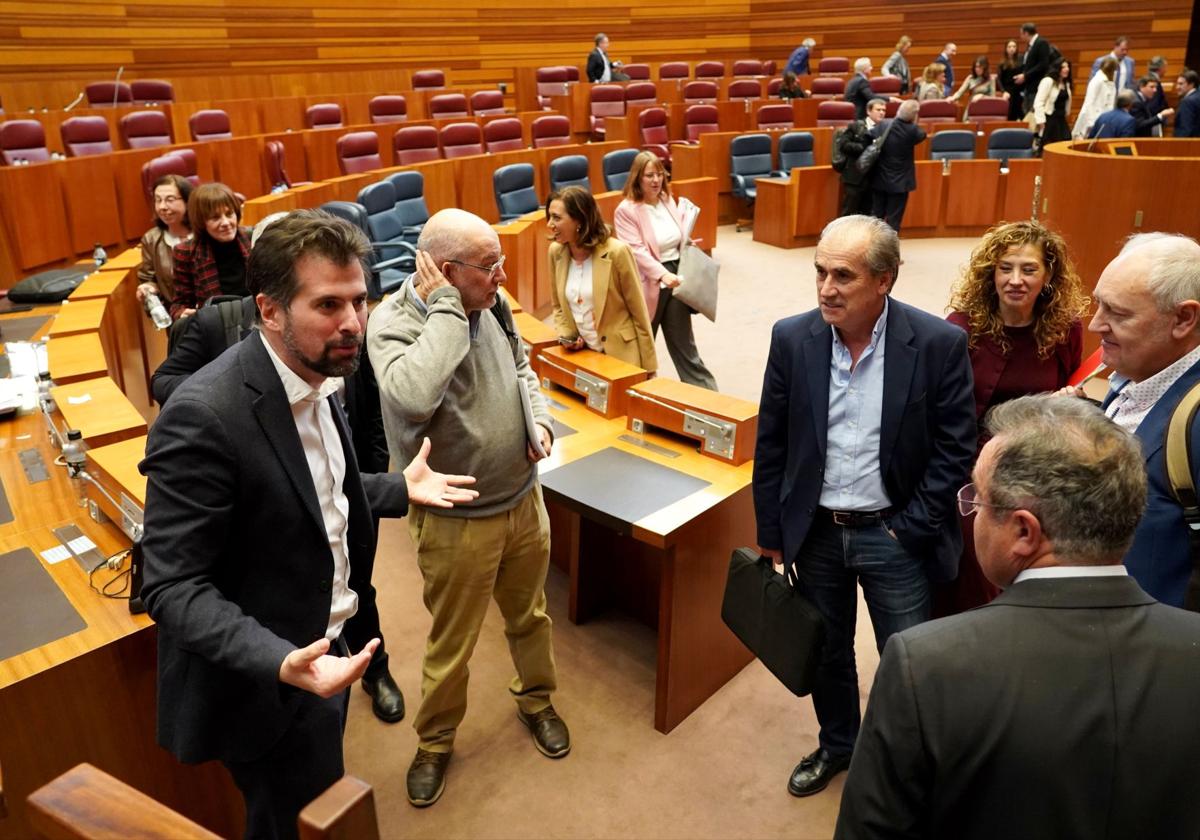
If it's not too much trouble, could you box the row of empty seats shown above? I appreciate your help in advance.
[305,91,509,129]
[71,70,457,108]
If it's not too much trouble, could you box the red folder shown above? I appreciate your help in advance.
[1067,347,1107,387]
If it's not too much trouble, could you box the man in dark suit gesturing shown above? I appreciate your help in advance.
[753,214,975,798]
[141,211,477,839]
[836,395,1200,839]
[1014,21,1052,115]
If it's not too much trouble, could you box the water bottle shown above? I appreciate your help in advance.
[37,372,55,413]
[92,242,107,268]
[143,291,172,330]
[62,429,89,508]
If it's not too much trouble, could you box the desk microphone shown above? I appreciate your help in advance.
[112,65,125,108]
[63,92,85,111]
[1085,124,1110,154]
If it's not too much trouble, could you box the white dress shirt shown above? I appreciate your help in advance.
[565,256,602,351]
[645,199,681,264]
[1014,565,1128,583]
[1105,344,1200,433]
[260,331,357,640]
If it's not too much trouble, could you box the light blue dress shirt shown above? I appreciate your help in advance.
[819,299,892,511]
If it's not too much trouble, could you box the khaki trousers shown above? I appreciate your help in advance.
[408,483,557,752]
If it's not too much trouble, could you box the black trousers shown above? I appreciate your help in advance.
[840,181,873,217]
[341,517,389,681]
[225,688,349,840]
[871,190,910,233]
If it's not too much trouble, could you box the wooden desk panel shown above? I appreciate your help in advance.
[454,148,541,224]
[60,155,123,255]
[751,177,795,248]
[47,333,107,385]
[670,176,720,249]
[102,247,142,271]
[259,95,311,134]
[47,298,106,338]
[260,130,310,184]
[944,159,1001,227]
[794,166,841,239]
[903,160,944,230]
[209,136,269,200]
[1001,158,1041,222]
[51,376,148,449]
[304,123,399,183]
[494,218,537,311]
[68,270,125,301]
[0,163,72,272]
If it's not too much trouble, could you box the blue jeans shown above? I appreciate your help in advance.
[795,516,930,756]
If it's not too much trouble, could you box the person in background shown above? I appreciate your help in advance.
[998,39,1024,120]
[1015,22,1052,116]
[1088,90,1138,139]
[614,151,718,390]
[777,71,808,100]
[136,174,192,317]
[1032,58,1073,150]
[1147,56,1170,114]
[170,182,251,319]
[586,33,627,83]
[939,220,1087,615]
[1176,69,1200,137]
[1090,35,1135,91]
[545,186,657,374]
[950,56,997,104]
[786,38,816,76]
[935,43,957,96]
[845,58,882,119]
[869,99,926,233]
[915,63,948,101]
[837,98,887,217]
[881,36,912,94]
[836,394,1200,840]
[1132,75,1175,136]
[1074,56,1118,139]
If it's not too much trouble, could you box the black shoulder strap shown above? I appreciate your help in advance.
[489,295,523,364]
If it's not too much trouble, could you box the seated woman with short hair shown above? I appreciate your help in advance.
[137,174,193,317]
[169,182,251,320]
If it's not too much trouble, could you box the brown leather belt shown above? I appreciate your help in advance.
[816,506,893,528]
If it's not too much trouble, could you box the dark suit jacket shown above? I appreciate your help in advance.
[169,229,251,319]
[837,119,873,186]
[1178,89,1200,137]
[140,334,408,764]
[1021,37,1052,95]
[752,299,976,582]
[1088,108,1136,138]
[1130,92,1167,136]
[844,74,877,119]
[1104,356,1200,607]
[869,119,926,193]
[586,48,607,83]
[836,575,1200,839]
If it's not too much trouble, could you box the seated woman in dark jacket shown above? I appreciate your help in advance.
[169,182,251,320]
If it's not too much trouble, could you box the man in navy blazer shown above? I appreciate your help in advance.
[935,43,956,96]
[141,211,476,839]
[1176,69,1200,137]
[1088,90,1137,138]
[1086,232,1200,609]
[1090,35,1135,90]
[753,215,975,797]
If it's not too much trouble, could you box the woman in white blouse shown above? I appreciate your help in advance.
[1073,56,1117,139]
[613,152,717,390]
[546,186,657,373]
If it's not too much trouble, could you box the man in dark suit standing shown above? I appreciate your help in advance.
[1131,75,1175,135]
[934,43,956,96]
[141,211,477,839]
[1087,233,1200,608]
[843,57,879,120]
[1014,22,1051,116]
[753,214,975,798]
[1088,90,1138,138]
[586,32,627,83]
[869,99,926,232]
[836,394,1200,839]
[837,99,886,216]
[1176,69,1200,136]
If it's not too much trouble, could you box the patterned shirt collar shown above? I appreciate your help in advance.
[1108,343,1200,414]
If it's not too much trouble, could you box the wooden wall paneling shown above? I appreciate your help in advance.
[259,130,312,184]
[209,137,268,202]
[793,166,841,240]
[513,67,540,113]
[259,96,309,135]
[1000,158,1041,222]
[0,163,73,272]
[790,98,819,129]
[302,125,353,183]
[512,208,553,314]
[716,101,750,133]
[902,160,945,232]
[60,154,123,255]
[944,159,1001,228]
[751,173,795,248]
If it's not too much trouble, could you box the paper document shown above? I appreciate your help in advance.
[520,384,548,458]
[677,197,700,242]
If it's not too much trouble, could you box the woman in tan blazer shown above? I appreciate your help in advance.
[546,186,657,373]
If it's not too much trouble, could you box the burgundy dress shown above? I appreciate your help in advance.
[934,313,1084,617]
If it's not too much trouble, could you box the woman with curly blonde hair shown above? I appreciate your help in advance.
[938,219,1089,615]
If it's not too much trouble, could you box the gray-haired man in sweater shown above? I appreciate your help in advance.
[367,208,567,808]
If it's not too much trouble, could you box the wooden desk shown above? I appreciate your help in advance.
[536,388,755,733]
[82,435,148,530]
[50,376,148,449]
[0,411,241,840]
[47,333,108,385]
[46,298,106,338]
[68,270,126,301]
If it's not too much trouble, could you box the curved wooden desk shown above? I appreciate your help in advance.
[1041,138,1200,289]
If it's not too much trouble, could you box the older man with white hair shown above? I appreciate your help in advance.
[1087,232,1200,608]
[868,99,926,233]
[368,208,567,807]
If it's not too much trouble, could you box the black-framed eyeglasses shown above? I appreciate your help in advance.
[956,483,1013,518]
[448,254,506,280]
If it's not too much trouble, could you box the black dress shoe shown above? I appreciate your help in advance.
[787,748,852,797]
[407,749,451,808]
[361,671,405,723]
[517,705,571,758]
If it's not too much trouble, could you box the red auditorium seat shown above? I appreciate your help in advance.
[536,67,569,108]
[868,76,903,95]
[695,61,725,78]
[484,118,525,153]
[763,60,777,76]
[336,131,383,175]
[393,125,441,164]
[429,94,470,119]
[918,100,958,124]
[728,80,761,100]
[0,120,52,164]
[120,110,173,149]
[264,140,310,189]
[439,122,484,159]
[624,82,658,108]
[684,104,719,141]
[189,109,232,141]
[369,95,408,124]
[816,100,856,128]
[470,90,506,116]
[305,103,343,129]
[659,62,689,80]
[733,60,764,76]
[412,70,446,89]
[85,81,132,107]
[965,96,1009,125]
[767,78,783,96]
[564,66,580,82]
[639,107,673,163]
[623,64,651,80]
[756,104,794,130]
[130,80,174,104]
[60,116,113,156]
[683,81,719,104]
[810,77,846,98]
[531,115,571,148]
[589,85,625,138]
[818,57,851,75]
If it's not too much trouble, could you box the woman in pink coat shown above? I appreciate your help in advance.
[613,152,717,390]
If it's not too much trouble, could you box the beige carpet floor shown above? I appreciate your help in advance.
[342,229,977,839]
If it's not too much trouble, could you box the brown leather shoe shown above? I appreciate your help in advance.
[517,705,571,758]
[406,749,451,807]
